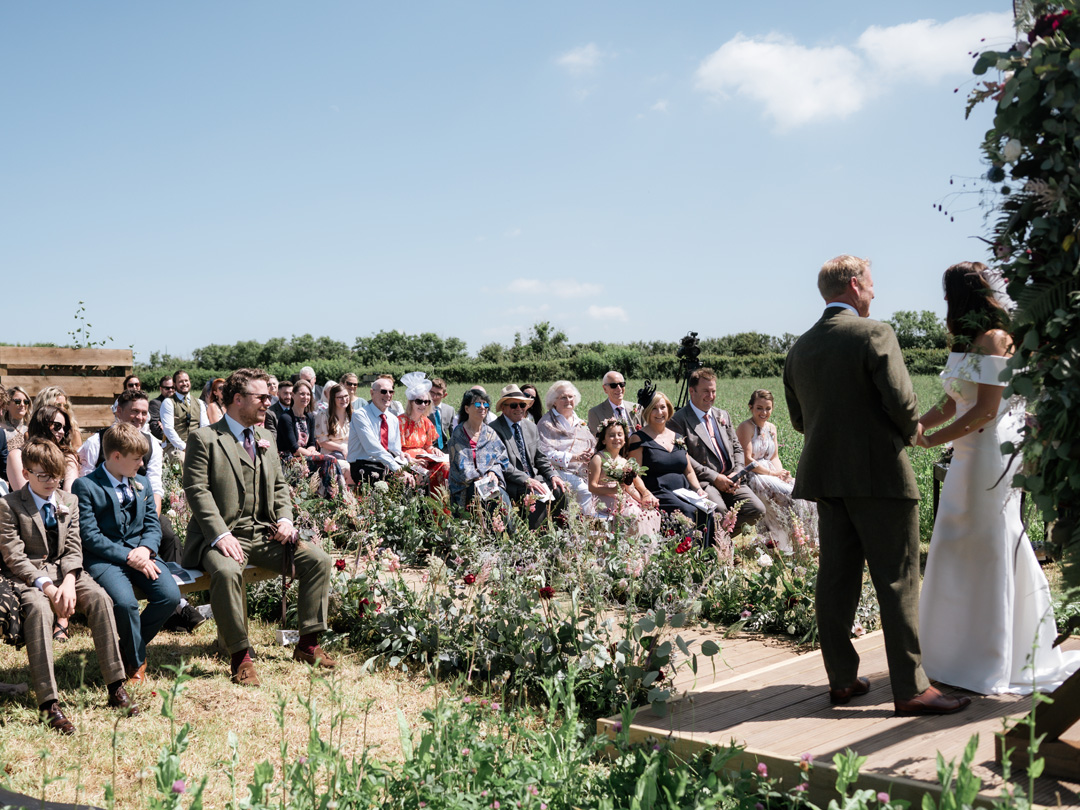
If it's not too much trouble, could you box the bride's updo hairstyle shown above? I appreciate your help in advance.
[942,262,1010,352]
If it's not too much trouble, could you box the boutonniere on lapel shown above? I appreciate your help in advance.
[55,503,70,518]
[674,436,687,450]
[717,414,728,428]
[257,439,271,452]
[133,481,144,492]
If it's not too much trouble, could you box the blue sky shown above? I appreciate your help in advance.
[1,2,1014,362]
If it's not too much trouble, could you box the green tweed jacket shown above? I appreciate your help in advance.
[783,307,921,501]
[181,419,293,568]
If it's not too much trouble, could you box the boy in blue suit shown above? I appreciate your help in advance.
[73,423,181,682]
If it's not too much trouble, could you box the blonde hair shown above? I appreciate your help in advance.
[818,255,870,300]
[3,385,30,426]
[641,391,675,425]
[102,422,150,459]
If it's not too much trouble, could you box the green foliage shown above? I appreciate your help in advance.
[969,2,1080,583]
[885,310,949,350]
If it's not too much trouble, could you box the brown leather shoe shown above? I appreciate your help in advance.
[126,662,147,684]
[829,676,871,705]
[293,645,336,668]
[42,703,75,736]
[107,684,141,716]
[894,686,971,717]
[231,660,261,687]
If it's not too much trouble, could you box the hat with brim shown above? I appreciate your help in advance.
[495,384,534,413]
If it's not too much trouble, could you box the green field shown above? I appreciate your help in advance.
[441,375,1040,547]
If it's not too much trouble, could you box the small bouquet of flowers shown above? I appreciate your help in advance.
[602,455,646,484]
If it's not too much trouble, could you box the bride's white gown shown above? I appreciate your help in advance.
[919,352,1080,695]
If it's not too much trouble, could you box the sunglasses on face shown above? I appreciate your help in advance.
[413,399,431,406]
[245,393,273,403]
[344,382,358,388]
[160,385,175,391]
[504,402,528,410]
[472,402,490,410]
[605,381,626,388]
[50,421,68,434]
[9,398,29,406]
[374,389,393,395]
[126,383,141,389]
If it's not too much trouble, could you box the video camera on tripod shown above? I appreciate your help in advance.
[675,331,702,409]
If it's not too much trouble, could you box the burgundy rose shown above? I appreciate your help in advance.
[538,586,555,599]
[334,559,347,571]
[1030,10,1072,42]
[463,573,476,585]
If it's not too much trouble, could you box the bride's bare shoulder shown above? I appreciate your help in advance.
[972,328,1014,357]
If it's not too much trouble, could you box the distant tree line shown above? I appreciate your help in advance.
[129,313,949,388]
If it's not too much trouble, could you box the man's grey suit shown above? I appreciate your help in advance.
[668,404,764,532]
[586,400,642,436]
[491,414,567,529]
[784,306,929,701]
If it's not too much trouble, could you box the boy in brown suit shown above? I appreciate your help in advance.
[0,439,138,734]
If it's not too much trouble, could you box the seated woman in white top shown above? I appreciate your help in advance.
[536,380,596,515]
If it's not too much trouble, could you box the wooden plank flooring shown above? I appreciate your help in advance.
[600,631,1080,808]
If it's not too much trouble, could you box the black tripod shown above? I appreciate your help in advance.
[674,331,702,410]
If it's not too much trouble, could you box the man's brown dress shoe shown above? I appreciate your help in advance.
[894,686,971,716]
[42,704,75,736]
[293,645,336,668]
[107,684,140,716]
[127,662,147,684]
[829,676,871,705]
[231,660,261,687]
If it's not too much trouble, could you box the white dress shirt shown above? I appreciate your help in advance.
[160,394,209,451]
[347,401,405,470]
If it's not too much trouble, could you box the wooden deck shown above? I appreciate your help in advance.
[599,631,1080,808]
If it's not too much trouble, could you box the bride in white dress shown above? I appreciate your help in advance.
[917,262,1080,695]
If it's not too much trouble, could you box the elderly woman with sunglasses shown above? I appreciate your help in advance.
[2,385,31,442]
[397,373,449,492]
[447,388,510,510]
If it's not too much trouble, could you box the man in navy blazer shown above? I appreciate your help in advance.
[73,422,181,683]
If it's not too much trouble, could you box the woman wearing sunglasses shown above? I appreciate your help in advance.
[447,388,510,510]
[398,372,449,492]
[2,385,31,441]
[31,386,83,450]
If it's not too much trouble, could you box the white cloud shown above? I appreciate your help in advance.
[508,278,602,299]
[588,305,628,322]
[506,227,522,238]
[858,13,1014,83]
[651,99,669,113]
[556,43,608,74]
[694,12,1013,129]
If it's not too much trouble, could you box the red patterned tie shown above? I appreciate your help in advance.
[380,414,389,450]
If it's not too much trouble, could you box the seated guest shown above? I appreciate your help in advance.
[182,368,334,685]
[160,370,209,460]
[298,366,324,406]
[32,386,83,450]
[315,383,351,458]
[374,374,405,417]
[276,379,318,461]
[521,384,543,423]
[668,368,764,535]
[736,389,817,551]
[339,373,365,409]
[346,378,416,486]
[267,376,279,406]
[536,381,595,515]
[2,384,31,441]
[201,378,226,424]
[587,371,642,435]
[0,428,7,494]
[491,385,568,530]
[0,439,137,733]
[111,375,142,414]
[398,372,449,491]
[265,379,293,440]
[626,385,715,545]
[73,424,181,683]
[450,386,497,431]
[147,376,173,441]
[8,406,81,494]
[588,418,661,535]
[427,378,454,450]
[447,388,510,510]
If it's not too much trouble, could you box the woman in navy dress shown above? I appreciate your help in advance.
[626,384,714,543]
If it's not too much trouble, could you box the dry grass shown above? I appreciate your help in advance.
[0,616,435,809]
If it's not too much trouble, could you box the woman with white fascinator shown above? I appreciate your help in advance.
[398,372,449,491]
[536,380,596,515]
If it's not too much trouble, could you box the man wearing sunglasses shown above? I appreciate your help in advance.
[182,368,334,686]
[587,371,643,435]
[147,376,173,442]
[346,377,416,486]
[491,385,567,530]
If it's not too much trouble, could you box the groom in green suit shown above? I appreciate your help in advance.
[784,255,969,717]
[182,368,333,686]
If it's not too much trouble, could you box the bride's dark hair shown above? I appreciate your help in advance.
[942,262,1009,352]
